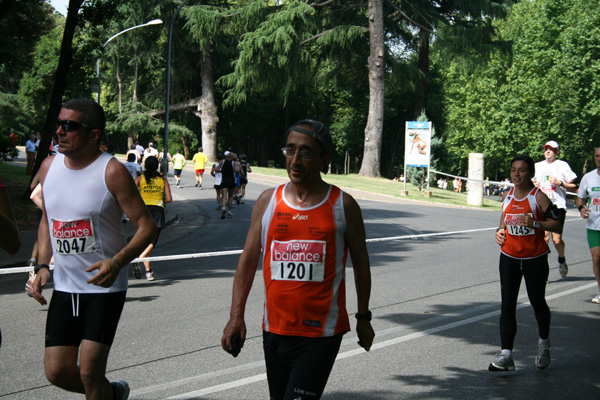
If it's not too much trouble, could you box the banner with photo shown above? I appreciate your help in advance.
[405,121,431,167]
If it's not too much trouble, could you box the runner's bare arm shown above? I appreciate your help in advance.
[32,156,54,305]
[343,193,375,351]
[87,159,156,287]
[222,188,273,351]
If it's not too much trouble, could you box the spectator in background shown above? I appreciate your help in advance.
[25,132,37,175]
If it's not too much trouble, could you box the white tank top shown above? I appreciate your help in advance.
[44,152,128,293]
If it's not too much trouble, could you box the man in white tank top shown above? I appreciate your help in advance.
[30,99,157,400]
[533,141,577,277]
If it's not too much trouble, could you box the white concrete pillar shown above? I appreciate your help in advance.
[467,153,485,206]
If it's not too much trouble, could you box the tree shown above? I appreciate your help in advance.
[440,0,600,179]
[358,0,385,177]
[30,0,86,186]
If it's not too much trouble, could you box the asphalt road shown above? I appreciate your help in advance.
[1,167,599,400]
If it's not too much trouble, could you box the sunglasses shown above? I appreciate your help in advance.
[56,118,93,132]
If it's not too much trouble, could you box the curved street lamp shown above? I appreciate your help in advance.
[95,19,163,103]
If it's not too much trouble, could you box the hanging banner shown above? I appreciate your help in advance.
[405,121,431,168]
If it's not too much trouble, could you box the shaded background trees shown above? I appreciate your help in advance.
[3,0,600,182]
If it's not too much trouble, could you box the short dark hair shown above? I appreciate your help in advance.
[127,153,136,162]
[62,99,106,133]
[198,147,203,152]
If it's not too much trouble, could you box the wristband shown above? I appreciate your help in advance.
[110,258,120,273]
[34,264,50,274]
[533,220,541,229]
[355,311,372,321]
[496,227,505,232]
[559,181,563,187]
[578,204,585,212]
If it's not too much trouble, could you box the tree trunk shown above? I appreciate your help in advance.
[29,0,84,192]
[195,43,218,162]
[117,57,123,114]
[413,28,430,119]
[358,0,385,177]
[133,50,138,108]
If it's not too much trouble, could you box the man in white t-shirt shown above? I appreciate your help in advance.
[123,152,141,180]
[576,147,600,303]
[533,140,577,277]
[142,142,159,165]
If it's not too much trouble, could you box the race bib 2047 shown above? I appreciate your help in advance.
[270,240,326,282]
[51,218,97,255]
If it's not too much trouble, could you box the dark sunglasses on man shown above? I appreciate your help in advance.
[56,118,93,132]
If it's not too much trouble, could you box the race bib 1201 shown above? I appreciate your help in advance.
[504,213,535,236]
[51,218,97,255]
[270,240,326,282]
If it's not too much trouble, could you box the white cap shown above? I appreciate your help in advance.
[224,151,230,156]
[543,140,559,150]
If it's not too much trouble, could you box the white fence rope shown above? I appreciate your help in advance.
[0,227,498,275]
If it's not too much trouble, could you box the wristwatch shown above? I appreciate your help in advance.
[34,264,50,274]
[533,221,541,229]
[355,311,372,321]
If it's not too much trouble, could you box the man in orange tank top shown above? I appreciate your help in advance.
[222,120,374,399]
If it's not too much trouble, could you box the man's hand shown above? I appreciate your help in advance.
[221,317,246,354]
[356,320,375,351]
[86,259,119,287]
[580,206,591,219]
[32,268,50,305]
[496,228,506,246]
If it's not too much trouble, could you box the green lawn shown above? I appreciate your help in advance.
[0,163,39,231]
[252,166,502,211]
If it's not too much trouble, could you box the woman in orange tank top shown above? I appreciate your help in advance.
[489,155,562,372]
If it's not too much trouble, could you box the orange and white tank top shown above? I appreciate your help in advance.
[261,183,350,337]
[501,186,549,259]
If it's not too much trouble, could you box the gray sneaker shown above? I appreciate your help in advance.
[111,380,130,400]
[535,342,551,369]
[559,261,568,277]
[489,353,515,371]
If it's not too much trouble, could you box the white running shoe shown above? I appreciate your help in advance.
[489,353,515,371]
[227,211,233,219]
[559,261,568,277]
[592,294,600,304]
[146,271,155,281]
[535,342,551,369]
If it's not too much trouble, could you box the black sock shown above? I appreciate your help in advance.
[558,257,566,263]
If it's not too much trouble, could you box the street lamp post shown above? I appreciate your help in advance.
[95,19,163,103]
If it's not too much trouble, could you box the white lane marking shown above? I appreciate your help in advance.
[143,281,597,399]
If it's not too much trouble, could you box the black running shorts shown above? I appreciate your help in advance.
[45,290,126,347]
[263,331,344,400]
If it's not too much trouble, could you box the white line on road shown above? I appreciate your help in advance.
[143,281,597,399]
